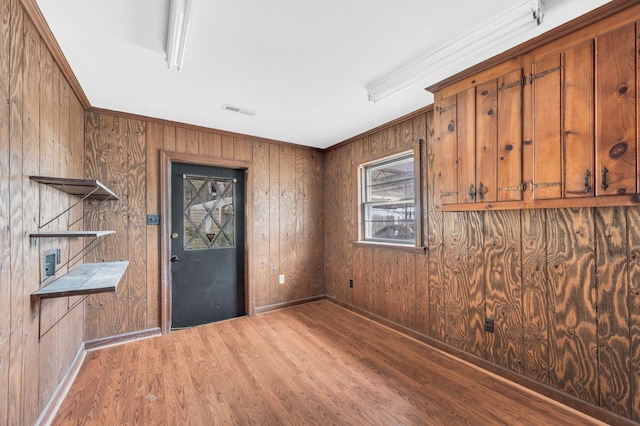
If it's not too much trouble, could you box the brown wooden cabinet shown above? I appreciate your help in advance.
[531,40,594,201]
[595,22,637,197]
[431,12,640,211]
[434,66,524,208]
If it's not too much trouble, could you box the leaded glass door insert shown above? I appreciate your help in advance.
[183,174,236,249]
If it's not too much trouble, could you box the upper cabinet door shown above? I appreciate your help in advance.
[475,80,498,203]
[564,40,595,198]
[531,53,562,200]
[435,93,459,206]
[497,70,524,201]
[595,22,637,196]
[457,88,476,204]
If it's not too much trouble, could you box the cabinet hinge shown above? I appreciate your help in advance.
[438,104,456,114]
[498,77,526,91]
[439,190,458,198]
[529,66,562,83]
[499,183,526,192]
[530,181,562,191]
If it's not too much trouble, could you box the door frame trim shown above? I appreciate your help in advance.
[160,150,254,333]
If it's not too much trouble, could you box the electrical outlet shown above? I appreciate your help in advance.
[484,318,495,333]
[279,274,285,285]
[349,279,353,288]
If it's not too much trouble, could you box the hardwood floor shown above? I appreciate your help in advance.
[53,301,604,425]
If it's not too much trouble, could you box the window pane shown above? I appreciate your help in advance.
[365,156,414,202]
[364,202,415,242]
[183,174,236,250]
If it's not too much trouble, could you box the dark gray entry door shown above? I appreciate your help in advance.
[171,162,245,328]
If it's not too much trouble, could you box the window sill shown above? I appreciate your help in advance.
[352,241,427,253]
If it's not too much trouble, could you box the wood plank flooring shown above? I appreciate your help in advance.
[53,301,605,425]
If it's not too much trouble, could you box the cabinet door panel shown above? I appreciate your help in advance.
[476,80,498,203]
[436,94,458,205]
[457,88,476,203]
[564,40,595,198]
[595,23,637,196]
[497,70,523,201]
[532,54,562,200]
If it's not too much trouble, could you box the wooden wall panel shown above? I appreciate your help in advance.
[324,106,640,421]
[0,0,10,422]
[595,207,631,417]
[126,119,147,331]
[483,210,524,374]
[547,208,598,404]
[22,15,42,423]
[465,211,485,358]
[521,209,549,383]
[84,110,325,337]
[415,115,430,336]
[268,143,281,303]
[1,1,86,422]
[8,1,24,423]
[628,207,640,423]
[146,122,161,327]
[253,141,271,307]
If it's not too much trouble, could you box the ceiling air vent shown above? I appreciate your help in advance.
[222,104,257,116]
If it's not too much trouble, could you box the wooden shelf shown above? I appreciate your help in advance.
[32,261,128,300]
[29,230,115,238]
[30,176,118,201]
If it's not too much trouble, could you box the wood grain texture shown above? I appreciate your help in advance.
[497,70,523,202]
[483,210,524,373]
[628,206,640,422]
[547,208,598,405]
[521,209,549,383]
[53,301,606,426]
[145,122,161,328]
[252,141,270,307]
[427,111,445,339]
[0,0,10,423]
[456,88,475,204]
[414,114,430,335]
[434,93,457,206]
[126,118,147,332]
[22,16,42,424]
[563,40,594,198]
[475,79,498,203]
[443,212,473,349]
[0,2,86,422]
[85,110,325,338]
[532,54,562,200]
[595,207,631,417]
[595,23,636,196]
[269,143,281,303]
[8,1,25,423]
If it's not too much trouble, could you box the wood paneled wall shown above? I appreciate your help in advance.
[84,112,325,340]
[324,109,640,422]
[0,0,85,423]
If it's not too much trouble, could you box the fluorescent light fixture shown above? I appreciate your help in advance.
[166,0,193,71]
[366,0,544,103]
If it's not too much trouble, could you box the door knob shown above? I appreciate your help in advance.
[171,233,179,239]
[170,255,179,263]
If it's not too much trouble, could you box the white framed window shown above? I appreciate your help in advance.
[357,143,422,248]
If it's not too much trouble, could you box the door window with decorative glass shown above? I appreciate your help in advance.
[183,174,236,249]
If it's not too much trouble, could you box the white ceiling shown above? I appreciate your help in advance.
[36,0,611,149]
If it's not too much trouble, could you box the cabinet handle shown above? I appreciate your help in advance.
[601,167,609,191]
[478,182,485,200]
[584,170,592,193]
[468,184,476,201]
